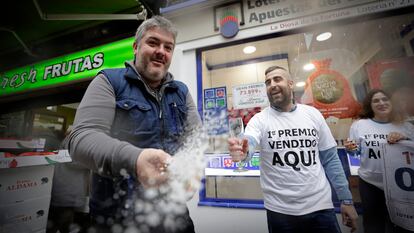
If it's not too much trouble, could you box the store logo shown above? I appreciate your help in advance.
[220,8,239,38]
[214,1,245,39]
[7,179,38,191]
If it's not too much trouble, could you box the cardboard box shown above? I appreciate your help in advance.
[0,150,72,169]
[0,165,54,205]
[0,196,50,233]
[0,150,71,232]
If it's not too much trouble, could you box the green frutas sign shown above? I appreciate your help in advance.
[0,37,135,97]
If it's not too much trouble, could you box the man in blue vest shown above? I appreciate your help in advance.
[68,16,201,233]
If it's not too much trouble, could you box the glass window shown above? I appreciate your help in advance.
[0,103,79,152]
[201,12,414,149]
[0,111,28,138]
[199,12,414,208]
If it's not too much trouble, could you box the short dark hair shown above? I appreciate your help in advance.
[265,65,288,76]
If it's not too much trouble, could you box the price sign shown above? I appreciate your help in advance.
[232,83,268,109]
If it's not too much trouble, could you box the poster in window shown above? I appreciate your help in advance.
[300,59,361,146]
[203,87,228,135]
[216,87,226,98]
[205,99,215,109]
[365,57,414,93]
[365,57,414,116]
[205,89,215,99]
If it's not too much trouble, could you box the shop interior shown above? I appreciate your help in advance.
[202,11,414,150]
[200,12,414,205]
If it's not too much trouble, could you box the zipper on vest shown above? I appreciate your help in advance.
[171,102,182,132]
[156,91,165,150]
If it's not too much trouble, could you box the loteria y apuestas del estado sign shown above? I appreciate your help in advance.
[0,37,135,97]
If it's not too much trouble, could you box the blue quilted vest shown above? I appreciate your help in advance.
[90,64,189,220]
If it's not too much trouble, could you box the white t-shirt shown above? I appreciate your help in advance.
[349,119,414,189]
[245,104,337,215]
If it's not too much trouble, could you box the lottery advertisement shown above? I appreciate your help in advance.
[382,140,414,231]
[203,87,228,135]
[232,82,268,110]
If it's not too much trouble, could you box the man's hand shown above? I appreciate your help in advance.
[228,137,248,162]
[341,204,358,233]
[136,148,171,188]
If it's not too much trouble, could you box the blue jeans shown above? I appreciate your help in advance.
[266,208,341,233]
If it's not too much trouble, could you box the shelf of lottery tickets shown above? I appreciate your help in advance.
[202,149,363,212]
[204,152,261,176]
[201,152,263,209]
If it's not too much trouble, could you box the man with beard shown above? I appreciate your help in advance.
[68,16,201,233]
[228,66,358,233]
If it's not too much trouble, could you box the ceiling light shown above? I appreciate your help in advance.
[243,46,256,54]
[303,63,315,71]
[296,81,306,87]
[316,32,332,41]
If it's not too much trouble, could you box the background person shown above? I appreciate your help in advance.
[345,89,414,233]
[228,65,358,233]
[68,16,201,233]
[47,127,91,233]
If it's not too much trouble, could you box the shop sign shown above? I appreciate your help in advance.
[0,37,135,97]
[244,0,375,27]
[232,0,414,37]
[262,0,414,33]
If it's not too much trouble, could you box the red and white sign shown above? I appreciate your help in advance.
[301,59,361,119]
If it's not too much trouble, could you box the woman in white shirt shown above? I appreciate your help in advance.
[345,89,413,233]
